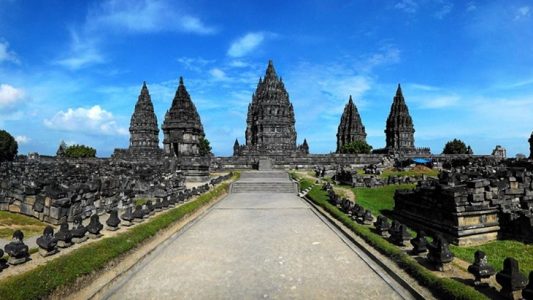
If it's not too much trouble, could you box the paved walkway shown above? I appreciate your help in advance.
[101,171,414,299]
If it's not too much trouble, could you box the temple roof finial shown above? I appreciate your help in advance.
[179,76,184,85]
[396,83,403,96]
[348,95,353,104]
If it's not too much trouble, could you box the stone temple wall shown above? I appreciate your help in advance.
[213,153,386,170]
[0,157,185,224]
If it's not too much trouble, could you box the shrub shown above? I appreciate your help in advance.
[442,139,472,154]
[340,140,372,154]
[0,130,18,162]
[199,136,212,156]
[64,144,96,158]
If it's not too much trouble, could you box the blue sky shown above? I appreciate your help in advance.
[1,0,532,157]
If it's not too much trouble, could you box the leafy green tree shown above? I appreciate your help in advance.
[198,136,212,156]
[64,144,96,158]
[442,139,471,154]
[340,140,373,154]
[0,130,18,162]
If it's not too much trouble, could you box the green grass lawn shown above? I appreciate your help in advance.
[451,240,533,276]
[353,184,416,215]
[352,181,533,277]
[0,211,48,239]
[380,167,439,178]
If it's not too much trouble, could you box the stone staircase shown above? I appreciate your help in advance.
[230,171,297,193]
[239,171,289,180]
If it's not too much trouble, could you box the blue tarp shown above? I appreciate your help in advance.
[412,158,432,164]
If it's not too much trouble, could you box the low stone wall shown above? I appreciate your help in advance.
[214,153,385,170]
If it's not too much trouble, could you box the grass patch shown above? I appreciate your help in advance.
[353,184,415,215]
[451,240,533,276]
[134,198,149,207]
[0,211,48,239]
[296,175,486,300]
[0,173,239,300]
[380,166,439,178]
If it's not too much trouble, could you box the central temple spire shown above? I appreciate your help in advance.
[241,60,298,155]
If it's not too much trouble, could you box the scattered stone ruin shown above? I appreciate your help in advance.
[394,158,533,245]
[0,157,184,224]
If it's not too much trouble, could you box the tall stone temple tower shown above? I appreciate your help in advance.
[241,60,299,155]
[336,95,367,153]
[384,84,416,153]
[162,77,205,157]
[129,82,160,152]
[162,77,209,181]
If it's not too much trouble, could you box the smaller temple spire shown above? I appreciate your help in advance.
[396,83,403,96]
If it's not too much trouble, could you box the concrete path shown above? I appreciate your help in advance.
[101,171,414,299]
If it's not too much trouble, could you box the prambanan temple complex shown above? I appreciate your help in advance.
[2,60,533,257]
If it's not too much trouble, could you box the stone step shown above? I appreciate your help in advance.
[230,182,297,193]
[240,172,289,180]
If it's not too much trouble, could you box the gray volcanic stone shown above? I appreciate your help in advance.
[468,250,495,286]
[87,214,103,238]
[496,257,528,299]
[37,225,59,257]
[106,209,121,230]
[4,230,29,265]
[55,220,72,248]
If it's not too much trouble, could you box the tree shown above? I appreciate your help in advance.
[0,130,18,162]
[198,136,212,156]
[64,144,96,158]
[340,140,373,154]
[442,139,472,154]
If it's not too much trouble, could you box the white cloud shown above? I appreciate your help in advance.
[0,84,25,108]
[87,0,215,34]
[55,30,104,70]
[0,40,18,64]
[44,105,128,136]
[177,57,214,72]
[435,2,453,19]
[466,2,477,12]
[209,68,227,81]
[360,45,401,72]
[515,6,530,20]
[394,0,418,13]
[420,95,460,108]
[227,32,265,57]
[15,135,30,145]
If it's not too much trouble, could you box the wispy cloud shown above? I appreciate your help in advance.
[359,45,401,72]
[86,0,216,34]
[394,0,418,14]
[0,39,19,64]
[54,30,104,70]
[435,1,453,19]
[514,6,530,21]
[227,32,266,57]
[44,105,128,136]
[0,84,25,108]
[177,57,214,72]
[15,135,30,145]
